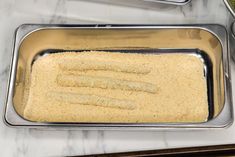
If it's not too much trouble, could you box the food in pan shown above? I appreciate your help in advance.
[23,51,208,123]
[57,74,157,94]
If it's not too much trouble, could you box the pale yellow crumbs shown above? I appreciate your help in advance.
[23,51,208,123]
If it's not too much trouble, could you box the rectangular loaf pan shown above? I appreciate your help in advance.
[4,24,233,129]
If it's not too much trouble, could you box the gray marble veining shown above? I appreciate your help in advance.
[0,0,235,156]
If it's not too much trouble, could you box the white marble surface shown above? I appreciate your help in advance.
[0,0,235,156]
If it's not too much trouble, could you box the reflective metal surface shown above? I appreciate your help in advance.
[224,0,235,62]
[143,0,191,5]
[224,0,235,17]
[231,22,235,61]
[4,24,233,129]
[87,0,191,8]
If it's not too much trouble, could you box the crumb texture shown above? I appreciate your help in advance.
[23,51,208,123]
[57,74,157,93]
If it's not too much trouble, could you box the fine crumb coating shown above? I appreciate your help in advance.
[47,92,136,110]
[23,51,208,123]
[59,59,151,74]
[57,74,157,94]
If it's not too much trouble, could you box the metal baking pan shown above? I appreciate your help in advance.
[4,24,233,129]
[87,0,191,8]
[230,22,235,61]
[224,0,235,60]
[224,0,235,18]
[142,0,191,5]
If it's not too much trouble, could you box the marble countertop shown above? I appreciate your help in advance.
[0,0,235,156]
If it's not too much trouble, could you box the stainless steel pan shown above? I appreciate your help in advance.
[4,24,233,130]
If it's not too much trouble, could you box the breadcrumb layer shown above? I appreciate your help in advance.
[23,51,208,123]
